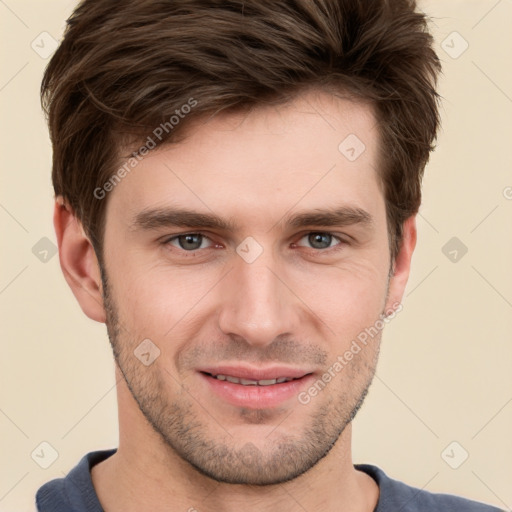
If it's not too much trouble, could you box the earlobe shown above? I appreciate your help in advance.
[385,216,417,313]
[53,196,106,323]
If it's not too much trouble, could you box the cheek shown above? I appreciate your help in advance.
[109,260,218,341]
[293,261,388,343]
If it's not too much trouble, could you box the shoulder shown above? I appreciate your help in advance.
[355,464,504,512]
[35,449,116,512]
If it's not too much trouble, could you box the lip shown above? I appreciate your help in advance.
[198,365,315,409]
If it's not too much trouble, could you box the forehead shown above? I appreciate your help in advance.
[105,90,383,230]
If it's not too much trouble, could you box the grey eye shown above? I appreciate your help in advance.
[171,234,207,250]
[295,232,341,250]
[307,233,333,249]
[297,231,341,249]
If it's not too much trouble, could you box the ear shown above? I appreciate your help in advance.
[384,215,417,313]
[53,196,106,323]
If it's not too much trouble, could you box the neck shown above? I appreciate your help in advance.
[91,371,379,512]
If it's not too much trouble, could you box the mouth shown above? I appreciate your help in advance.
[202,372,300,386]
[197,366,315,409]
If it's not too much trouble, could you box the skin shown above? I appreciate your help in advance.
[54,90,416,512]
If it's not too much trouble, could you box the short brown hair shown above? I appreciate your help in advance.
[41,0,441,261]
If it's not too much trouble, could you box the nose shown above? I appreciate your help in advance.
[217,255,300,348]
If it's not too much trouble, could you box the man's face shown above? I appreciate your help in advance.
[100,91,401,485]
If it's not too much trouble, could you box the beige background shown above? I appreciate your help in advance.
[1,0,511,510]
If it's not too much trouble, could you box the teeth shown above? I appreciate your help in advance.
[212,374,294,386]
[258,379,277,386]
[240,378,258,385]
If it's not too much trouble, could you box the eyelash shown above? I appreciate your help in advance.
[162,231,347,255]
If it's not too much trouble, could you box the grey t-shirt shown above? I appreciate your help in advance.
[35,449,504,511]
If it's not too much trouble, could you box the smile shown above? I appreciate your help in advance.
[198,368,315,409]
[205,373,297,386]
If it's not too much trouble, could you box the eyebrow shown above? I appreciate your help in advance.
[132,208,237,232]
[285,207,373,229]
[131,206,373,233]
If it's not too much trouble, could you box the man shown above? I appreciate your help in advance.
[35,0,503,510]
